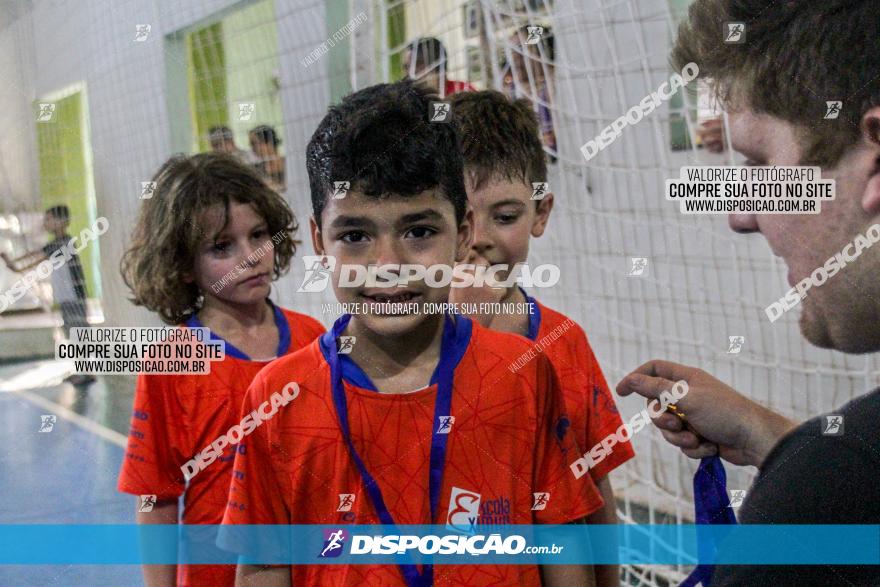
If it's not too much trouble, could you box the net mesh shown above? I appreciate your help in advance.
[370,0,879,583]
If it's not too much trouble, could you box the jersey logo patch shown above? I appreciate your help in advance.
[446,487,480,534]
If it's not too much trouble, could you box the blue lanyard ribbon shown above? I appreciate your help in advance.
[327,314,457,587]
[680,456,738,587]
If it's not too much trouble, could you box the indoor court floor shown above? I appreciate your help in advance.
[0,360,143,586]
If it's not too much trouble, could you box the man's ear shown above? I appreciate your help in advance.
[531,192,554,238]
[309,216,325,256]
[861,107,880,215]
[455,207,474,262]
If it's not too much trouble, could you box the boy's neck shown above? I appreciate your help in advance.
[198,296,272,331]
[345,313,446,394]
[486,286,530,337]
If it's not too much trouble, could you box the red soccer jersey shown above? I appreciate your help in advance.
[444,78,476,96]
[117,302,325,587]
[523,294,634,481]
[221,315,603,586]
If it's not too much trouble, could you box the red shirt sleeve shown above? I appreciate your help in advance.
[219,370,293,559]
[532,355,605,523]
[222,370,291,526]
[578,328,634,481]
[117,374,190,499]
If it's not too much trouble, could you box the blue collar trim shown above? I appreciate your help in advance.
[318,314,472,392]
[520,287,541,341]
[185,300,290,361]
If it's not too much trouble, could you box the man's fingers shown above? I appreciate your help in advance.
[658,435,719,460]
[682,443,718,460]
[629,359,696,382]
[660,429,701,450]
[652,412,683,432]
[617,372,677,400]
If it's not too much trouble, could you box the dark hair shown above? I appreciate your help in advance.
[541,26,554,62]
[672,0,879,166]
[451,90,547,190]
[250,125,282,148]
[121,153,299,324]
[208,126,234,141]
[407,36,446,68]
[306,78,467,227]
[45,204,71,222]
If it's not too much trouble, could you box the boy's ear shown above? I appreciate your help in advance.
[861,107,880,215]
[455,207,475,262]
[309,216,325,256]
[531,192,554,238]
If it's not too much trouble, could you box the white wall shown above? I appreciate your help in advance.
[0,2,39,212]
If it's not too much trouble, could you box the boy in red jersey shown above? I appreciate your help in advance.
[116,154,325,587]
[220,79,603,586]
[402,37,476,98]
[450,90,634,586]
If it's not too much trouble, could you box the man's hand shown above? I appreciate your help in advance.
[616,360,796,468]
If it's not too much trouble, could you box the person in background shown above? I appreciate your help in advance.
[504,25,557,157]
[402,36,476,97]
[696,117,726,153]
[1,204,95,386]
[248,124,286,193]
[208,125,256,166]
